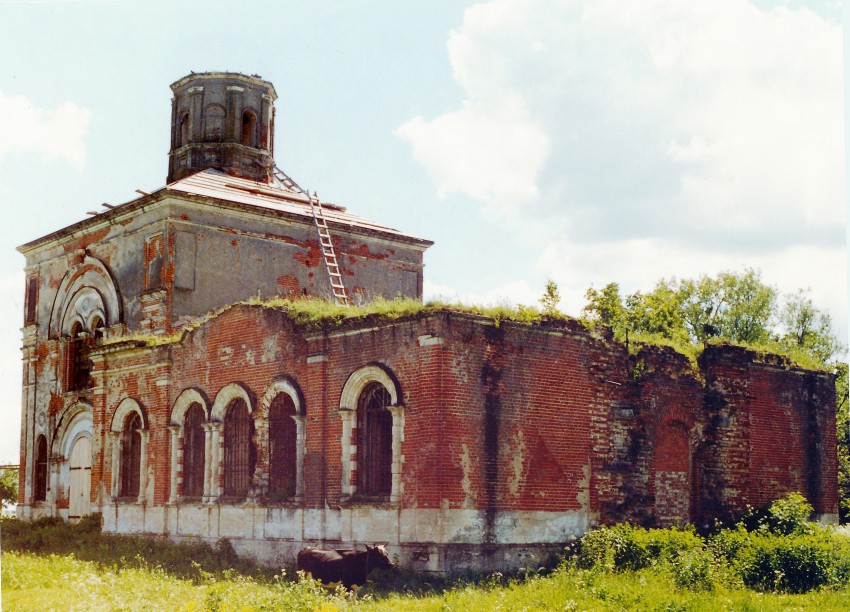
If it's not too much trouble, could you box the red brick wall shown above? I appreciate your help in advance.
[81,308,838,527]
[701,345,838,518]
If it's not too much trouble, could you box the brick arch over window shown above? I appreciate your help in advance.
[49,255,122,339]
[211,383,253,421]
[256,379,305,501]
[168,388,210,502]
[338,364,405,503]
[209,383,255,501]
[171,388,209,425]
[109,398,149,503]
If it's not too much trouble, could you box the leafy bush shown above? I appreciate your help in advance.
[708,494,850,594]
[733,530,850,593]
[737,492,814,536]
[578,524,703,572]
[763,493,815,536]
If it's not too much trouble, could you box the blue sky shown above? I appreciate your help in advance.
[0,0,845,463]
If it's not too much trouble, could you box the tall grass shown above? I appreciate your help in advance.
[3,496,850,611]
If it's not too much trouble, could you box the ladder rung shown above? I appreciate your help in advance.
[281,162,349,305]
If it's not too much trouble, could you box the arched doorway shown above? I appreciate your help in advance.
[68,436,91,522]
[52,402,93,522]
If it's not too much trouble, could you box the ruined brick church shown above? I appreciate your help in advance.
[17,72,838,573]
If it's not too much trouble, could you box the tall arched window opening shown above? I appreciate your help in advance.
[223,399,254,498]
[241,110,257,147]
[356,382,393,497]
[67,322,90,391]
[178,112,189,147]
[34,435,48,502]
[121,413,142,498]
[269,393,296,500]
[183,403,206,498]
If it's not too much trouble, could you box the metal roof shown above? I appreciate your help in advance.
[164,169,430,242]
[19,169,433,253]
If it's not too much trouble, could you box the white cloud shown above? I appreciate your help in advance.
[0,91,91,170]
[402,0,845,330]
[424,278,540,307]
[396,96,549,216]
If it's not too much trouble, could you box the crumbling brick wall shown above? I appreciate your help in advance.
[32,306,836,567]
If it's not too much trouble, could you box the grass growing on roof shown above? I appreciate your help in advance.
[98,295,829,373]
[242,295,566,328]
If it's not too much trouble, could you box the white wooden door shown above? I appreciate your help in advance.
[68,437,91,522]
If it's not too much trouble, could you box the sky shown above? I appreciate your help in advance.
[0,0,845,463]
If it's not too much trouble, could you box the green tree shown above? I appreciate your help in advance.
[540,279,561,316]
[679,275,723,342]
[780,288,840,364]
[583,282,626,331]
[625,279,688,342]
[0,467,18,509]
[716,268,777,344]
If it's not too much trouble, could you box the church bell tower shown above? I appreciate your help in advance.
[167,72,277,184]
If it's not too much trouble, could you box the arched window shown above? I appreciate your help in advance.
[223,399,254,498]
[67,321,90,391]
[203,104,226,142]
[183,403,206,498]
[121,413,142,498]
[356,382,393,497]
[241,110,257,147]
[34,435,48,502]
[268,393,297,500]
[178,112,189,147]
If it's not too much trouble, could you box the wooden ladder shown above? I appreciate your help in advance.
[271,166,350,306]
[308,192,350,306]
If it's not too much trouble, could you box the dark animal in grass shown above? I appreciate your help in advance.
[296,544,393,589]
